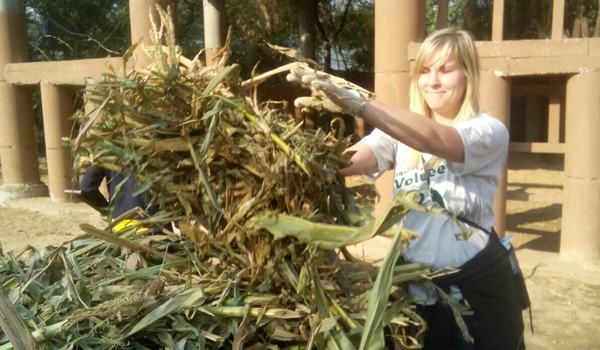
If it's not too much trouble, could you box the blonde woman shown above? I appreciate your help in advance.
[289,29,526,349]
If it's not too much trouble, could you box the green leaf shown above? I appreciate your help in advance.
[359,228,405,350]
[256,193,413,249]
[202,65,240,95]
[127,287,206,336]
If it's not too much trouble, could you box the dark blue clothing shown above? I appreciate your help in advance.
[79,167,156,218]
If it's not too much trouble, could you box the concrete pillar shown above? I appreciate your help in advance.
[552,0,566,40]
[129,0,174,68]
[347,0,424,262]
[437,0,449,29]
[491,0,505,41]
[0,0,47,201]
[373,0,425,213]
[40,82,75,201]
[561,69,600,260]
[203,0,225,65]
[480,71,511,236]
[547,89,561,144]
[298,0,317,60]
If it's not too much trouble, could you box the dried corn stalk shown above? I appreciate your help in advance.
[73,15,360,280]
[0,7,436,350]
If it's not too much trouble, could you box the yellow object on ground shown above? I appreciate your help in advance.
[112,219,149,233]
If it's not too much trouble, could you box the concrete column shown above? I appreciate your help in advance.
[561,69,600,260]
[0,0,47,201]
[491,0,505,41]
[348,0,425,262]
[480,71,511,236]
[373,0,425,213]
[547,89,561,144]
[40,82,75,201]
[552,0,566,40]
[437,0,449,29]
[129,0,174,68]
[203,0,225,65]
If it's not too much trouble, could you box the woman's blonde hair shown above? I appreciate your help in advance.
[408,29,481,169]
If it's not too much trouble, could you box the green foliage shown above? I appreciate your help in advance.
[174,0,205,59]
[564,0,599,37]
[504,0,553,39]
[425,0,491,38]
[25,0,600,70]
[322,0,374,72]
[224,1,299,76]
[24,0,374,73]
[425,0,438,35]
[26,0,130,61]
[426,0,493,40]
[460,0,493,40]
[433,0,599,40]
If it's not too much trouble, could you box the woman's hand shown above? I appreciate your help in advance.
[339,143,378,176]
[286,66,372,116]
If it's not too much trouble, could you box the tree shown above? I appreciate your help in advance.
[221,1,298,76]
[321,0,374,72]
[26,0,129,61]
[297,0,318,60]
[24,0,375,75]
[176,0,206,59]
[504,0,552,39]
[565,0,599,37]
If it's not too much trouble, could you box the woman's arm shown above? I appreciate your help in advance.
[339,142,378,176]
[79,167,109,213]
[360,101,465,163]
[287,67,465,163]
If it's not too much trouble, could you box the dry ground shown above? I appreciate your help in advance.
[1,153,599,349]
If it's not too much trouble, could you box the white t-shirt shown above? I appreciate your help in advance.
[360,113,509,303]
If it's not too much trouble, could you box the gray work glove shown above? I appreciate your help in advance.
[286,66,373,116]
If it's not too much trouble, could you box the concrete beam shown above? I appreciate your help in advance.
[509,142,565,153]
[409,38,600,76]
[40,82,75,202]
[477,39,591,58]
[0,0,47,201]
[4,57,128,86]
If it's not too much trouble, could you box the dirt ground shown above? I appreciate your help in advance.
[1,153,599,349]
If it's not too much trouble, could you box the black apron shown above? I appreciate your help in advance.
[430,220,529,350]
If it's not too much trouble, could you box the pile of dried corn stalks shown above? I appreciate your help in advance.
[0,9,434,350]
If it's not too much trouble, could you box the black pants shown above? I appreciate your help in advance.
[420,237,526,350]
[417,301,475,350]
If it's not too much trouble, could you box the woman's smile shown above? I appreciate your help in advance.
[418,51,467,121]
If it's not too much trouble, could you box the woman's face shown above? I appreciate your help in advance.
[417,49,467,121]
